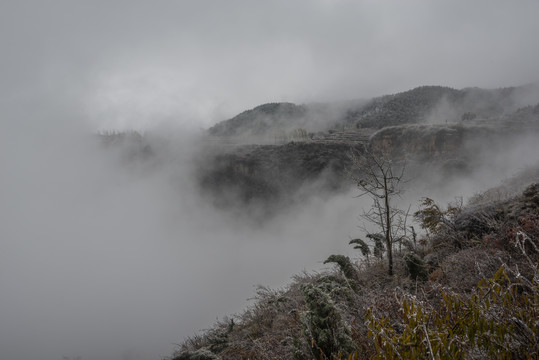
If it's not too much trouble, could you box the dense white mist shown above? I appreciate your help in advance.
[0,73,363,359]
[2,1,539,359]
[0,109,365,359]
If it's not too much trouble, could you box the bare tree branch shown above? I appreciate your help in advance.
[347,145,408,276]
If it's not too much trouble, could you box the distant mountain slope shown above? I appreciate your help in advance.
[208,83,539,136]
[345,85,461,128]
[208,102,308,136]
[347,83,539,128]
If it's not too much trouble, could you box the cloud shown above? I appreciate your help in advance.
[1,1,539,359]
[4,1,539,130]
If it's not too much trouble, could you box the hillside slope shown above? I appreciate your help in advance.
[208,103,308,137]
[170,178,539,360]
[207,83,539,137]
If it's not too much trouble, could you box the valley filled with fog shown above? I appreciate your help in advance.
[2,100,538,359]
[2,1,539,359]
[0,120,377,359]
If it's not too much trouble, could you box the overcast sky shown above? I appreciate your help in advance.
[2,0,539,131]
[1,1,539,359]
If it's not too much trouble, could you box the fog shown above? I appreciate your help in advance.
[2,107,537,360]
[2,1,539,359]
[0,114,365,359]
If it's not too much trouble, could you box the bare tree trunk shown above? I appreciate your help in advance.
[384,175,393,276]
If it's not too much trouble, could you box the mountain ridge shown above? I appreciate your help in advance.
[208,83,539,137]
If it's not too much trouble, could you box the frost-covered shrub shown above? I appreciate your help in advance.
[403,252,428,281]
[301,283,356,359]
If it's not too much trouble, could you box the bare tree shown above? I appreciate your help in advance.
[348,146,407,276]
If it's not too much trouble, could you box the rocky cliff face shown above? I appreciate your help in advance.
[369,115,539,161]
[197,141,361,214]
[197,119,538,217]
[368,124,499,161]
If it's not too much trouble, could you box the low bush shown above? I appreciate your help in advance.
[366,264,538,359]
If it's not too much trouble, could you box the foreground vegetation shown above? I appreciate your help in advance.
[169,177,538,359]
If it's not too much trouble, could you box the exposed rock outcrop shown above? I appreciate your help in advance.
[368,124,500,161]
[197,141,361,213]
